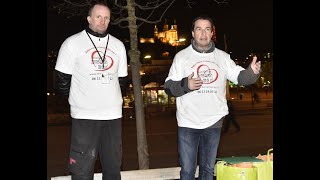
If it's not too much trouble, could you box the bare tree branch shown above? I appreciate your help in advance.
[212,0,228,4]
[112,17,130,25]
[136,17,161,24]
[135,0,171,10]
[49,0,228,21]
[49,0,179,27]
[135,0,176,28]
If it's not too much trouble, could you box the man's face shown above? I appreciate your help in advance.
[192,19,213,48]
[87,5,111,34]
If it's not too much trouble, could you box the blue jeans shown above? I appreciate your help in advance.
[178,125,221,180]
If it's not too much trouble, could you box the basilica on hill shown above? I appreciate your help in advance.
[139,19,184,47]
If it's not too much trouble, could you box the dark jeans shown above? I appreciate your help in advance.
[68,118,122,180]
[178,125,221,180]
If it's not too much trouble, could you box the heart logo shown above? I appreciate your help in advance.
[91,51,114,71]
[196,64,218,84]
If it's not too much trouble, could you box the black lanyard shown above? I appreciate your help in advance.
[86,31,110,69]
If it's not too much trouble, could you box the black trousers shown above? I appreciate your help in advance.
[68,118,122,180]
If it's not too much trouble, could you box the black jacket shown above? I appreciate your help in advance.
[54,70,129,97]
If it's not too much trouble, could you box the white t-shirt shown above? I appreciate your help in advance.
[165,45,244,129]
[55,30,128,120]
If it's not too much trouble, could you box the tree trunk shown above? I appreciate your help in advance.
[127,0,149,169]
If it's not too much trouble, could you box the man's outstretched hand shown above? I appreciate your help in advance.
[250,56,261,74]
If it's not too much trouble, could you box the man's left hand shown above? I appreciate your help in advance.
[250,56,261,74]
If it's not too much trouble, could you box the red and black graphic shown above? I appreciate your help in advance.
[91,50,114,71]
[196,64,218,84]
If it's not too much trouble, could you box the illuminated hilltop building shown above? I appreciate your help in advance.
[140,19,184,46]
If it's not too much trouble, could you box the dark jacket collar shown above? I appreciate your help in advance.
[191,39,215,53]
[85,26,108,38]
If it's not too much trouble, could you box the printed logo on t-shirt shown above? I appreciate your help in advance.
[85,47,116,83]
[196,64,218,84]
[90,50,114,71]
[191,60,221,94]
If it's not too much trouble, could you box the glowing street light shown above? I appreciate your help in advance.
[144,55,151,59]
[179,38,186,42]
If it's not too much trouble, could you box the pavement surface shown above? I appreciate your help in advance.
[47,98,273,180]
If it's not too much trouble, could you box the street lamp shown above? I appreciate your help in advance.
[144,55,151,59]
[178,38,186,43]
[143,55,151,64]
[174,38,186,53]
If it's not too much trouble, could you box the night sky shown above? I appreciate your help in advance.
[47,0,273,58]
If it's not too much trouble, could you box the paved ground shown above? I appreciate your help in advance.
[47,98,273,180]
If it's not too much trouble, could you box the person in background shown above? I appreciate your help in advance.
[54,2,128,180]
[253,91,261,103]
[223,100,240,134]
[164,15,261,180]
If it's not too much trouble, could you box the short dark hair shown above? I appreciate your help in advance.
[88,2,110,16]
[191,15,215,32]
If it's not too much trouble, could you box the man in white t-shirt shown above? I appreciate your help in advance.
[54,2,128,180]
[164,15,261,180]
